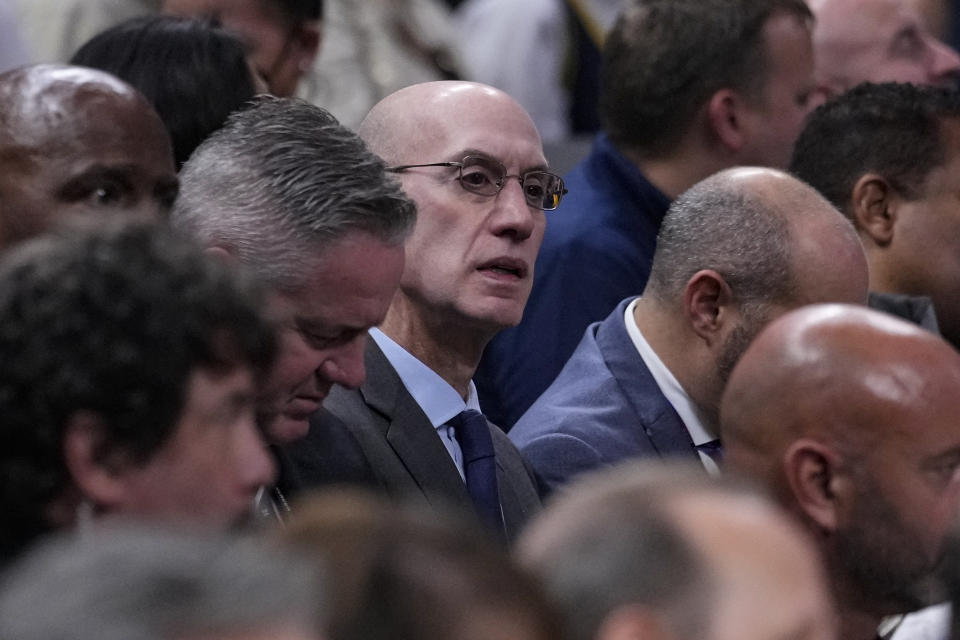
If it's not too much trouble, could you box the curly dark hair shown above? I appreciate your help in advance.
[0,222,276,562]
[600,0,812,157]
[790,82,960,213]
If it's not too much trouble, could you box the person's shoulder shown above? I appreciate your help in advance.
[282,407,381,491]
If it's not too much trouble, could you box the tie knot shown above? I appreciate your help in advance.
[450,409,495,462]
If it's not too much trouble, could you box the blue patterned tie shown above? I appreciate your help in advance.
[696,439,724,466]
[449,409,504,536]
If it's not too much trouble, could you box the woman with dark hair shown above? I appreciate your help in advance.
[71,15,262,169]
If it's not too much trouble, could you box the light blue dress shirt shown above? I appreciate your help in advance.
[369,328,482,480]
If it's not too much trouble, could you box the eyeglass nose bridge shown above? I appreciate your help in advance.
[494,173,525,192]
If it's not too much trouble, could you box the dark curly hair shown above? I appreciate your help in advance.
[0,222,276,562]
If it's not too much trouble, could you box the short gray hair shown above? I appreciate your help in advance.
[644,170,795,307]
[0,526,324,640]
[172,96,416,292]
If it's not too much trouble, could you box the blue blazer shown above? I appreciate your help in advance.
[509,298,698,495]
[476,135,671,430]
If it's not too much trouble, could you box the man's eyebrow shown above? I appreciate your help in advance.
[452,148,550,173]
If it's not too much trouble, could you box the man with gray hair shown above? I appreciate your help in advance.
[509,167,869,494]
[172,96,416,453]
[517,463,837,640]
[0,526,323,640]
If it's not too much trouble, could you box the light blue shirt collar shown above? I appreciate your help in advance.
[369,328,480,480]
[370,328,481,423]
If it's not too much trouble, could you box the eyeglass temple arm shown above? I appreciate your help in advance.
[385,162,462,172]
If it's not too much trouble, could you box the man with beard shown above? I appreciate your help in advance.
[509,167,869,495]
[721,304,960,640]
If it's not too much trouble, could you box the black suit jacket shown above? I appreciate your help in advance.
[283,340,542,542]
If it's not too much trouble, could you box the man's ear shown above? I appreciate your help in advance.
[706,89,747,154]
[684,269,734,346]
[782,438,850,533]
[62,411,130,511]
[849,173,897,246]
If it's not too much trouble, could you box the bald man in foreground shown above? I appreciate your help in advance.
[510,167,869,494]
[518,463,837,640]
[0,64,178,250]
[722,304,960,640]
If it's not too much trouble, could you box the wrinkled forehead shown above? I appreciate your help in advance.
[405,88,546,166]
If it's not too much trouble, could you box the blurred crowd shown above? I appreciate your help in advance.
[4,2,960,640]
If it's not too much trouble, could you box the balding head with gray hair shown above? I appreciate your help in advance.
[172,95,415,293]
[637,167,868,427]
[645,166,851,309]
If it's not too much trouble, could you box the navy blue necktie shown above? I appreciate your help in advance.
[696,439,724,466]
[449,409,505,536]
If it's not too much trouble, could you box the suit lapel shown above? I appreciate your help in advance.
[596,300,698,460]
[359,340,473,509]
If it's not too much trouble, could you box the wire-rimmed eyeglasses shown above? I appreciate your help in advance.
[386,155,568,211]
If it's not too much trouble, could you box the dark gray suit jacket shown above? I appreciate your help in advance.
[283,339,542,542]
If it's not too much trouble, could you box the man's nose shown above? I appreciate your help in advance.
[318,333,367,390]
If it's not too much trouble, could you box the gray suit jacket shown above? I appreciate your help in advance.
[284,339,542,542]
[509,298,700,495]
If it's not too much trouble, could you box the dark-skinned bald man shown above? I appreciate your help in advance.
[721,304,960,640]
[0,64,179,250]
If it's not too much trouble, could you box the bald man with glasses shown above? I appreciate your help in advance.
[284,81,560,542]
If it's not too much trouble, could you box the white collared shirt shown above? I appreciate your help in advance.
[370,328,480,480]
[623,299,721,475]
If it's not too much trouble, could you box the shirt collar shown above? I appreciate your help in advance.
[369,328,480,427]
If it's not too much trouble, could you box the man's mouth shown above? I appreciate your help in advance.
[477,257,527,279]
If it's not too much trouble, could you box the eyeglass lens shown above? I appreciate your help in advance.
[458,156,564,210]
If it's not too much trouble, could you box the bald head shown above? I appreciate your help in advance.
[359,81,552,347]
[360,81,543,164]
[722,304,960,480]
[722,304,960,624]
[645,166,867,310]
[518,464,836,640]
[809,0,960,96]
[636,167,867,429]
[0,65,177,251]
